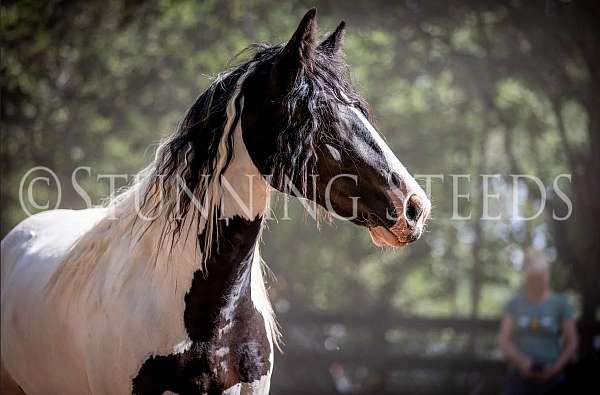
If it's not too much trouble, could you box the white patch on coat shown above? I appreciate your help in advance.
[173,339,193,354]
[349,107,421,199]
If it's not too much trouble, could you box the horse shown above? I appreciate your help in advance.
[1,9,430,395]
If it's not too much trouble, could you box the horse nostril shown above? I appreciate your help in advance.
[405,194,424,224]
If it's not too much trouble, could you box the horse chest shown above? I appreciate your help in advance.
[132,216,272,395]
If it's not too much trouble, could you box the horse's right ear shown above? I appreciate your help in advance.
[273,8,317,90]
[317,21,346,57]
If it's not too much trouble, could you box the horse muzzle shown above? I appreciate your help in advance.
[368,192,430,248]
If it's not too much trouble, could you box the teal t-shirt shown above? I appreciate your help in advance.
[504,293,575,365]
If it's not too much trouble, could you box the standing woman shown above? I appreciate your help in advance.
[498,249,578,395]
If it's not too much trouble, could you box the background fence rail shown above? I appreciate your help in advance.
[271,312,600,395]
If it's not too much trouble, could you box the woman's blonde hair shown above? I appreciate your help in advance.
[523,248,550,273]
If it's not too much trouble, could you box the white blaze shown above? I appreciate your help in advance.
[349,106,425,200]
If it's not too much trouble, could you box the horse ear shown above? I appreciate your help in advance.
[273,8,317,89]
[318,21,346,57]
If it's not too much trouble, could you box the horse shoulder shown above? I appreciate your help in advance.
[1,208,108,395]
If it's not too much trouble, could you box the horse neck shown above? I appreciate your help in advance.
[165,119,274,343]
[49,85,275,334]
[113,114,271,261]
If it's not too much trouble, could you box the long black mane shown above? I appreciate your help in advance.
[141,41,371,249]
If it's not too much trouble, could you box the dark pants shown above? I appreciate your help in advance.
[502,369,567,395]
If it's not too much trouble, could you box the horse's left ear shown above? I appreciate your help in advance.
[273,8,317,89]
[317,21,346,57]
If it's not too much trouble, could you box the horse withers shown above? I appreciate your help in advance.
[1,9,430,395]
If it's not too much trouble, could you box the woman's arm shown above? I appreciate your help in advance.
[498,314,533,377]
[544,319,578,379]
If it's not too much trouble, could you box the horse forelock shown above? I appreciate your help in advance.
[263,43,372,200]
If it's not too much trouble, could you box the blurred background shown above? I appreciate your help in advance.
[2,0,599,394]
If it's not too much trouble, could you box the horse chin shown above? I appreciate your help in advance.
[368,226,408,248]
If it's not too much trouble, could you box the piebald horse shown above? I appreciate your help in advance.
[1,9,430,395]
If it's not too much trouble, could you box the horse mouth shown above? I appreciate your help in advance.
[368,226,409,248]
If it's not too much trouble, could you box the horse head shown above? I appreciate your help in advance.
[240,9,431,247]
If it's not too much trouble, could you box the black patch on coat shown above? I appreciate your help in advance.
[132,216,271,395]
